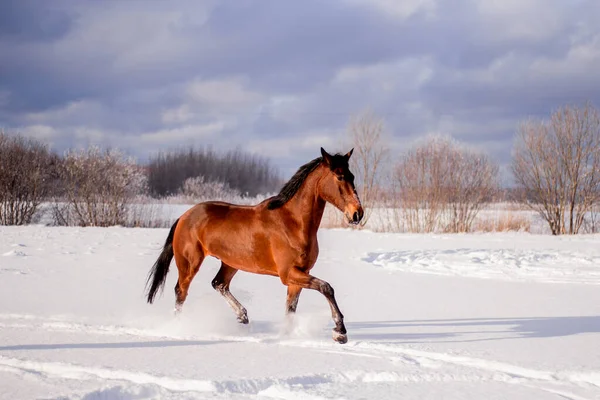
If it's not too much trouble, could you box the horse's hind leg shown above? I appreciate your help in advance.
[212,263,249,324]
[173,247,204,313]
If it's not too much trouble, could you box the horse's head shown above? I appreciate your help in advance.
[318,147,364,225]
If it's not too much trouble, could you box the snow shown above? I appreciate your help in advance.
[364,233,600,283]
[1,225,600,399]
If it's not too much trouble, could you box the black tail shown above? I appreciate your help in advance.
[146,218,180,304]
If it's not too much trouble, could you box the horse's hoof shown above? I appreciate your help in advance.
[238,315,249,324]
[332,331,348,344]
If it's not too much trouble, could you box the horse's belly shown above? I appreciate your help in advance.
[233,261,278,276]
[204,237,277,276]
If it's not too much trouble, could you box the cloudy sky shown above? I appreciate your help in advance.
[1,0,599,178]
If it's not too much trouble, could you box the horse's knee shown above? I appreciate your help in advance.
[318,281,334,298]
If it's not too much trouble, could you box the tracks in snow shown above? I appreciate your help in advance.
[3,354,591,400]
[0,313,598,400]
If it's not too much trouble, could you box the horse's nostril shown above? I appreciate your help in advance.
[352,211,359,223]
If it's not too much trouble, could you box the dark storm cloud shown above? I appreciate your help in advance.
[1,2,203,114]
[0,0,599,176]
[0,0,73,42]
[200,1,406,90]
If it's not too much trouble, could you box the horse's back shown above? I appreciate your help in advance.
[182,200,265,226]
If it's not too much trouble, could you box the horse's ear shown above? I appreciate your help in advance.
[345,148,354,161]
[321,147,333,166]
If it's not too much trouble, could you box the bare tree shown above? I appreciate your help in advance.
[0,131,56,225]
[346,109,389,227]
[395,136,499,233]
[52,147,147,227]
[512,103,600,235]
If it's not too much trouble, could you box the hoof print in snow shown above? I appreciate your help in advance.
[2,250,27,257]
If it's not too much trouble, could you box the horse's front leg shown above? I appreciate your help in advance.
[286,285,302,314]
[284,267,347,344]
[283,285,303,334]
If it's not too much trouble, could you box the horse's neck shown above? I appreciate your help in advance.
[285,170,326,236]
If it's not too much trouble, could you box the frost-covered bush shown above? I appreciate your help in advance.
[180,176,241,202]
[52,147,147,227]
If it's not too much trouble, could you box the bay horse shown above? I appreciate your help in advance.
[145,148,364,343]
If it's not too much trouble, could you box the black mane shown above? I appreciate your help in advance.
[267,153,349,210]
[267,157,322,209]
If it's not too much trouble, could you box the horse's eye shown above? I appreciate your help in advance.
[336,175,344,181]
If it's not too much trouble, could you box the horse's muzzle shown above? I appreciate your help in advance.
[348,207,364,225]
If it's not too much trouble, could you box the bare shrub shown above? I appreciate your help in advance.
[346,109,389,227]
[512,103,600,235]
[394,137,450,233]
[444,147,500,233]
[179,176,240,202]
[395,136,499,233]
[474,212,532,233]
[585,202,600,233]
[52,147,147,227]
[0,131,56,225]
[124,196,172,228]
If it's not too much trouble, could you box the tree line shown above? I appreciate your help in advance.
[147,147,280,197]
[0,135,281,227]
[1,102,599,234]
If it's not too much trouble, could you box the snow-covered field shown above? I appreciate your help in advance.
[1,225,600,399]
